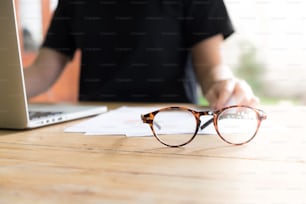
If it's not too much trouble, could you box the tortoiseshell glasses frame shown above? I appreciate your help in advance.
[141,105,267,147]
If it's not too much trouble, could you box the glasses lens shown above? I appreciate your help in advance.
[152,109,197,147]
[216,107,259,144]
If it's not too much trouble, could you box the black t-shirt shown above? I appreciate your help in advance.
[43,0,234,103]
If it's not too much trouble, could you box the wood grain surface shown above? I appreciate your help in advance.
[0,103,305,204]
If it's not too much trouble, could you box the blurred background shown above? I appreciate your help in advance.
[17,0,306,105]
[223,0,306,105]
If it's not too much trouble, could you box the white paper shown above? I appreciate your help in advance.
[65,106,218,136]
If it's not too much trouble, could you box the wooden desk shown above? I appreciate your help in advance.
[1,104,306,203]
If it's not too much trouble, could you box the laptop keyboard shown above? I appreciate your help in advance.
[29,111,63,120]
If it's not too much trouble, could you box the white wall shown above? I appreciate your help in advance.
[19,0,42,44]
[19,0,58,45]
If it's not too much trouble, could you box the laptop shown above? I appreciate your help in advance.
[0,0,107,129]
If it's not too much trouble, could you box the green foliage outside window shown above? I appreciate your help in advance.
[234,42,266,97]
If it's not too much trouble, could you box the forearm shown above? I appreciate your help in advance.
[194,63,234,95]
[191,34,233,95]
[24,48,70,98]
[24,65,55,98]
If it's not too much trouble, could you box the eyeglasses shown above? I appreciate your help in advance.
[141,105,267,147]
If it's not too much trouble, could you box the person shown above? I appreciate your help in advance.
[24,0,259,110]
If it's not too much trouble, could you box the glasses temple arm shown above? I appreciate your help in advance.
[153,121,161,130]
[200,118,214,130]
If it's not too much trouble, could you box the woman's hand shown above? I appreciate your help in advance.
[204,78,260,110]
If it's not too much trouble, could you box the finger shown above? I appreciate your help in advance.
[240,95,260,107]
[234,80,260,106]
